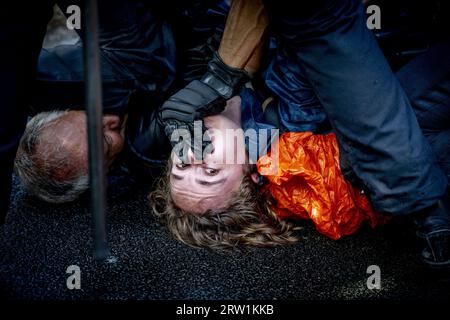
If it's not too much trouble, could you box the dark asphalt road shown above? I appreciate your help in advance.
[1,173,449,301]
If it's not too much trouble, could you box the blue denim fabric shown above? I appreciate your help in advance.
[240,87,278,162]
[240,42,330,160]
[263,44,329,134]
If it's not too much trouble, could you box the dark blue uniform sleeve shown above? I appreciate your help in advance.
[32,1,177,116]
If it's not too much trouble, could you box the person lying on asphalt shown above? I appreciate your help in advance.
[13,0,450,269]
[143,0,450,270]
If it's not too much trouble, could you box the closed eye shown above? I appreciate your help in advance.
[204,168,220,176]
[175,163,190,170]
[195,177,227,186]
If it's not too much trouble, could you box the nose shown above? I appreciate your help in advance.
[187,147,196,164]
[176,143,196,164]
[103,115,121,130]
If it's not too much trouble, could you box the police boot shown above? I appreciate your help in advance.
[415,195,450,268]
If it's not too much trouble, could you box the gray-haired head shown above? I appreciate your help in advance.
[14,110,89,203]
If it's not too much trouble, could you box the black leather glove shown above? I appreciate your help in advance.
[124,94,213,170]
[124,94,172,175]
[161,51,249,160]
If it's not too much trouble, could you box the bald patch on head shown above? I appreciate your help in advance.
[35,113,88,181]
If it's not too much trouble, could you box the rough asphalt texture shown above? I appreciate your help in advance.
[0,171,449,301]
[1,4,448,304]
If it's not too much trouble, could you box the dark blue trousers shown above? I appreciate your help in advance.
[397,41,450,182]
[263,0,448,215]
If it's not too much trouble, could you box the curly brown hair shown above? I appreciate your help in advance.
[149,161,301,250]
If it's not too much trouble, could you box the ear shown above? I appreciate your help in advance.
[250,172,259,184]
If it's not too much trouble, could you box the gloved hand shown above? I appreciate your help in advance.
[161,51,249,160]
[124,94,173,174]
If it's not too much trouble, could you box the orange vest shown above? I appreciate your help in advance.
[257,132,389,240]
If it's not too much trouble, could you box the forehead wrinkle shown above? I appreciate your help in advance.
[171,173,228,194]
[171,190,227,213]
[171,183,222,198]
[171,179,230,210]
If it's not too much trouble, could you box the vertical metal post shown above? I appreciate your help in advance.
[83,0,110,261]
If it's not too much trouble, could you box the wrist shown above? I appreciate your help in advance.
[201,51,249,100]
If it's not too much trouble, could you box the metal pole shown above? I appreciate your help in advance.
[83,0,110,261]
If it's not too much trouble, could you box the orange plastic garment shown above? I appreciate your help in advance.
[257,132,388,240]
